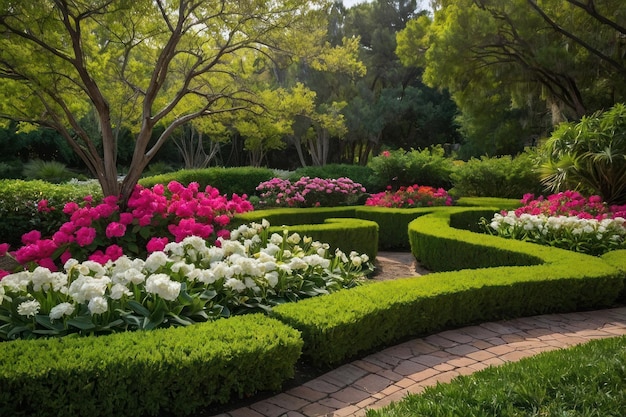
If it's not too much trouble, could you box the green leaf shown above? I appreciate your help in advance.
[128,300,151,317]
[67,315,96,331]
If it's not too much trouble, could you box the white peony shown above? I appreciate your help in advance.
[17,299,40,318]
[49,302,75,320]
[145,274,181,301]
[225,278,246,293]
[88,296,108,315]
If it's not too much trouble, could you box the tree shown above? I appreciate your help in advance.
[0,0,330,204]
[400,0,626,140]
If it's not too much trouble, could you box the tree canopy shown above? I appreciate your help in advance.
[0,0,338,202]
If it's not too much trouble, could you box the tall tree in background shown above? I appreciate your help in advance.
[398,0,626,155]
[0,0,331,204]
[340,0,460,163]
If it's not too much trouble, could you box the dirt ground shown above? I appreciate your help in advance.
[369,251,430,281]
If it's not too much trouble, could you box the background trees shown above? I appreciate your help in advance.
[0,0,336,203]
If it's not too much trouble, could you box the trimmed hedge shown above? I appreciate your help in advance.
[0,315,302,417]
[270,218,379,260]
[272,207,623,367]
[139,167,275,196]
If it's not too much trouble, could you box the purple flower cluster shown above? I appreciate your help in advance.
[256,177,367,208]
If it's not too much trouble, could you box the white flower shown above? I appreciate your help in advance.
[221,240,246,256]
[30,266,58,292]
[287,233,301,245]
[63,258,80,272]
[68,275,111,303]
[49,302,75,320]
[110,283,132,300]
[144,251,170,273]
[266,271,279,287]
[197,269,217,284]
[270,233,283,245]
[289,257,308,270]
[1,271,31,292]
[0,285,4,304]
[304,255,330,268]
[361,254,369,263]
[145,274,181,301]
[261,219,270,229]
[205,247,225,263]
[351,255,362,267]
[244,277,260,292]
[88,296,108,315]
[164,241,185,258]
[124,268,146,285]
[81,261,106,277]
[17,299,40,318]
[225,278,246,293]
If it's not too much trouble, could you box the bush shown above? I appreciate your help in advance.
[256,177,367,208]
[367,146,455,191]
[365,184,453,208]
[0,180,101,249]
[539,103,626,205]
[290,164,377,192]
[140,167,275,196]
[22,160,75,184]
[450,151,544,198]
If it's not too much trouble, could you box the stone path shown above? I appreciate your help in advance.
[210,252,626,417]
[211,307,626,417]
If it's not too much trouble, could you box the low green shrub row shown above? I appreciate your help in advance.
[271,207,623,367]
[2,200,623,416]
[0,315,302,417]
[0,179,102,248]
[139,166,275,196]
[270,218,379,260]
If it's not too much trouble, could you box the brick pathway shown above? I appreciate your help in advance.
[210,307,626,417]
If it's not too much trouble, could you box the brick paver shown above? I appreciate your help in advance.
[211,307,626,417]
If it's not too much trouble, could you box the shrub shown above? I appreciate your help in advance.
[0,180,102,249]
[539,103,626,205]
[256,176,367,208]
[365,184,453,208]
[450,151,544,198]
[291,164,377,192]
[140,167,275,196]
[22,159,75,184]
[481,192,626,256]
[1,181,252,274]
[367,146,455,191]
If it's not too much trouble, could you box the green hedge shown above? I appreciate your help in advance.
[139,167,275,196]
[270,218,379,260]
[0,179,101,248]
[272,207,623,367]
[0,315,302,417]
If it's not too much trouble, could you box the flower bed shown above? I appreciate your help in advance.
[0,220,371,340]
[256,176,367,207]
[483,192,626,256]
[365,184,453,208]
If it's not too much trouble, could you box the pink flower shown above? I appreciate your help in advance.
[0,243,9,257]
[75,227,97,247]
[0,270,9,280]
[214,214,230,227]
[382,150,391,157]
[63,201,79,215]
[119,212,134,225]
[105,222,126,239]
[22,230,41,245]
[37,200,53,213]
[147,237,169,253]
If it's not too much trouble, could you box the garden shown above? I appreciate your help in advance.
[1,104,626,416]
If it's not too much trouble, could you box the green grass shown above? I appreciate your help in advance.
[367,335,626,417]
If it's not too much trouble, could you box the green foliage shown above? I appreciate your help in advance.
[0,314,302,417]
[139,167,275,196]
[367,146,455,191]
[0,180,101,248]
[22,160,75,184]
[539,103,626,205]
[450,152,544,198]
[291,164,377,192]
[367,335,626,417]
[273,206,622,367]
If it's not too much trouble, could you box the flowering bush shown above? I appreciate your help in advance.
[0,220,373,340]
[483,192,626,256]
[0,181,253,276]
[256,176,367,207]
[365,184,453,208]
[515,191,626,219]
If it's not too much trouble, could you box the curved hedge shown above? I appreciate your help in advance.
[2,200,624,415]
[272,206,623,367]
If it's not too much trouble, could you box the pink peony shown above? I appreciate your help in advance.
[105,222,126,239]
[75,227,97,247]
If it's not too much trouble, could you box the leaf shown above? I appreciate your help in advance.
[128,300,151,317]
[67,315,96,331]
[35,315,65,331]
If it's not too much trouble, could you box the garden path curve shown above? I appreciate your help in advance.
[208,253,626,417]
